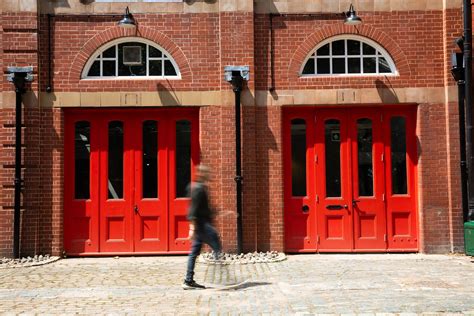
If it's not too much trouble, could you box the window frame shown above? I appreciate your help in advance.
[300,35,398,78]
[81,37,181,80]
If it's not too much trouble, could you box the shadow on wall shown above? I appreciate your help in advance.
[22,92,63,257]
[375,79,400,104]
[156,82,181,106]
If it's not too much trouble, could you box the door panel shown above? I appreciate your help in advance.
[99,119,133,253]
[350,110,387,250]
[133,119,168,252]
[168,115,199,252]
[384,109,418,251]
[315,111,352,251]
[64,116,100,254]
[283,112,316,252]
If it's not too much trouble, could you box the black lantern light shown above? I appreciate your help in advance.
[344,4,362,25]
[118,7,136,28]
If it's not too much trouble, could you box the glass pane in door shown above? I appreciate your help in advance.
[176,120,191,198]
[325,119,341,197]
[108,121,124,199]
[143,120,158,198]
[391,117,408,194]
[291,119,307,197]
[75,121,90,199]
[357,118,373,196]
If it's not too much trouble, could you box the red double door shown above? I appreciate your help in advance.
[284,107,418,252]
[64,109,199,255]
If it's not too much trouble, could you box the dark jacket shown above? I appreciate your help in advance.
[187,182,213,224]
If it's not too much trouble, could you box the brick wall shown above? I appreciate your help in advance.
[0,4,467,256]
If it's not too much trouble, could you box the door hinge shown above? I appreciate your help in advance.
[382,193,385,202]
[315,154,318,163]
[316,195,319,203]
[384,234,387,242]
[381,153,384,162]
[317,235,320,244]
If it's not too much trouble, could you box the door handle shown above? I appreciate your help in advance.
[302,205,310,213]
[134,205,139,214]
[352,200,360,206]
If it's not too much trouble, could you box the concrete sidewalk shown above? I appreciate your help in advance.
[0,254,473,315]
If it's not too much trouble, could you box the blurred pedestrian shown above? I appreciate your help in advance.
[182,164,222,290]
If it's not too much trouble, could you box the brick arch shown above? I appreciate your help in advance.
[288,24,410,77]
[68,26,192,82]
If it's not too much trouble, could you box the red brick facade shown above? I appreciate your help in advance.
[0,1,467,257]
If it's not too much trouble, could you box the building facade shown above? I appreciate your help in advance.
[0,0,466,257]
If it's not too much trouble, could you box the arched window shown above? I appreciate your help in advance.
[301,35,397,77]
[82,37,180,79]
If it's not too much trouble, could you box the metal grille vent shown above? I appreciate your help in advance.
[123,46,142,65]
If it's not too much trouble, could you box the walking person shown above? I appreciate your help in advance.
[183,164,222,290]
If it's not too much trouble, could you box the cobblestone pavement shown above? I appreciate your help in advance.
[0,254,473,315]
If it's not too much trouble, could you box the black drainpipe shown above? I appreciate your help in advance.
[458,78,469,222]
[231,73,244,254]
[7,68,32,259]
[463,0,474,221]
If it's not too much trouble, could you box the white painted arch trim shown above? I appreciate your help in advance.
[81,37,182,80]
[299,34,399,78]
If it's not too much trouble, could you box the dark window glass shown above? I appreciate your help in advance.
[317,44,330,56]
[143,121,158,199]
[333,58,345,74]
[103,60,116,76]
[379,57,391,73]
[325,119,341,197]
[302,58,315,74]
[176,120,191,198]
[103,46,116,58]
[75,121,90,199]
[108,121,123,199]
[149,60,162,76]
[332,40,345,55]
[363,57,377,73]
[317,59,330,74]
[391,117,408,194]
[363,43,376,55]
[291,119,307,196]
[149,45,162,58]
[347,40,360,55]
[357,119,373,196]
[164,60,177,76]
[348,58,361,73]
[88,61,100,77]
[118,42,147,76]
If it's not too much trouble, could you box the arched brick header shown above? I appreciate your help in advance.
[288,24,410,78]
[68,26,192,82]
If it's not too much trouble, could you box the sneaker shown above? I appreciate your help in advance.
[182,279,206,290]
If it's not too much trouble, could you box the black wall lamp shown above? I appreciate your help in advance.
[269,4,363,91]
[46,7,136,93]
[344,3,362,25]
[118,7,136,29]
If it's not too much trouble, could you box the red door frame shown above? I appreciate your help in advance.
[283,106,418,253]
[64,108,199,256]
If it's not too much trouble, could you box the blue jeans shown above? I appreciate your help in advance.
[185,221,222,282]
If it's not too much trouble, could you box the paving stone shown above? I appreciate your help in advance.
[0,254,473,314]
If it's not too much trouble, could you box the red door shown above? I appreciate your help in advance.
[315,110,353,251]
[64,109,199,255]
[284,107,418,252]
